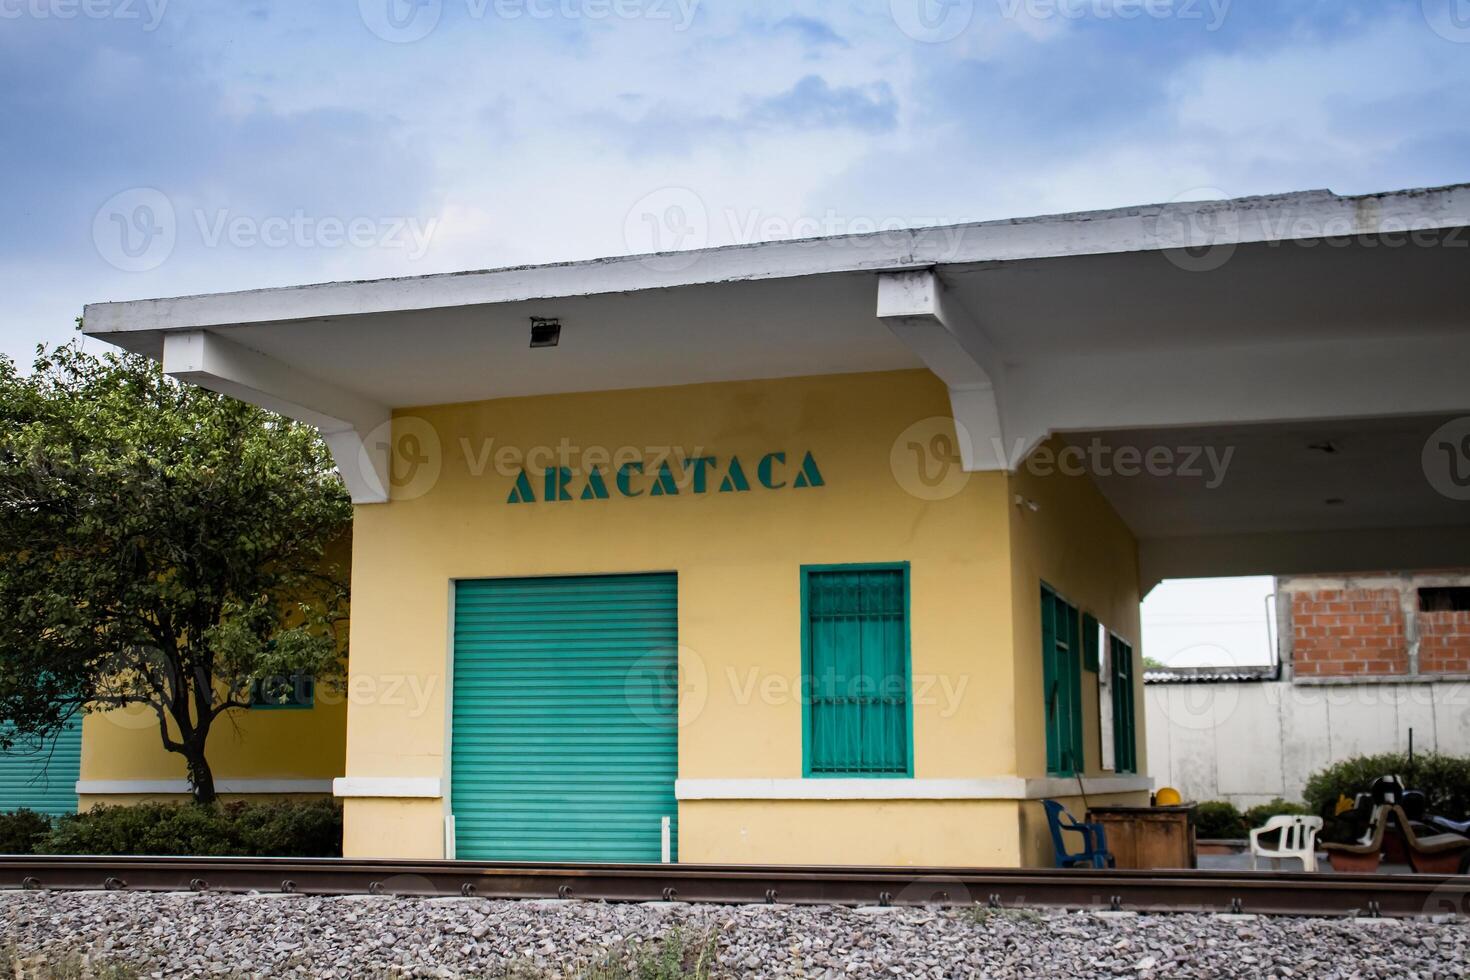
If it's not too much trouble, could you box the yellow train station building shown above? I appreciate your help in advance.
[79,183,1470,867]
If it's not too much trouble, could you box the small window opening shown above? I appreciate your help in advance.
[1419,587,1470,612]
[529,316,561,348]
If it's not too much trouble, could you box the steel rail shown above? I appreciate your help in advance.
[1,857,1465,919]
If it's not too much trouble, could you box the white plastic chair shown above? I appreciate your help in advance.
[1249,814,1324,872]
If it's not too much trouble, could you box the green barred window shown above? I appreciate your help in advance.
[801,564,912,777]
[250,673,315,710]
[1041,584,1085,777]
[1110,634,1138,774]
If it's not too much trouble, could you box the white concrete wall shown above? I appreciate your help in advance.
[1144,679,1470,808]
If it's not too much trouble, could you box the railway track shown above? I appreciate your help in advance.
[2,856,1466,919]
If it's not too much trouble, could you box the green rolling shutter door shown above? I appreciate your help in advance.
[451,574,679,862]
[0,717,82,815]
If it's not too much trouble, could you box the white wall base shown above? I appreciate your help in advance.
[674,776,1151,801]
[76,779,333,796]
[332,777,443,799]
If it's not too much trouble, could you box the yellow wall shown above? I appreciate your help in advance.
[342,372,1146,866]
[345,370,1036,862]
[1007,438,1148,865]
[683,800,1023,867]
[77,539,350,805]
[78,698,346,797]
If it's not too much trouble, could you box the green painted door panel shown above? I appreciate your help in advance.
[0,717,81,816]
[451,573,678,862]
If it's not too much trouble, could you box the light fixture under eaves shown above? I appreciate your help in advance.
[529,316,561,348]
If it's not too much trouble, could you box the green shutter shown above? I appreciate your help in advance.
[1041,588,1060,775]
[451,573,679,862]
[802,564,911,776]
[1041,585,1084,777]
[0,717,81,816]
[1111,635,1137,774]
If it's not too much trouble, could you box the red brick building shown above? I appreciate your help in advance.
[1284,573,1470,679]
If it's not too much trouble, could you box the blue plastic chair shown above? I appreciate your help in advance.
[1042,799,1115,869]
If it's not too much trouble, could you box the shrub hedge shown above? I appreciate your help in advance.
[0,799,342,856]
[1243,798,1309,827]
[1302,752,1470,819]
[1194,800,1246,839]
[1194,798,1313,840]
[0,808,54,855]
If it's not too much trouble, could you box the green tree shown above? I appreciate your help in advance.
[0,342,350,803]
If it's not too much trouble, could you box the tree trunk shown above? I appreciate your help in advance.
[181,736,217,805]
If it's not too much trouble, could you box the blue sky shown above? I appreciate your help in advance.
[3,0,1469,365]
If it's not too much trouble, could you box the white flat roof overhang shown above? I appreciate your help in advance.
[84,183,1470,512]
[1068,416,1470,588]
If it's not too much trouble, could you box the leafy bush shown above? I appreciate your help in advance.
[230,799,343,857]
[40,800,341,857]
[1302,752,1470,819]
[1194,800,1246,840]
[0,808,53,854]
[1243,798,1309,828]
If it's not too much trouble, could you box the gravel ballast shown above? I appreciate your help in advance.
[0,889,1466,978]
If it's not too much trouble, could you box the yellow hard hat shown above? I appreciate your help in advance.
[1156,786,1183,806]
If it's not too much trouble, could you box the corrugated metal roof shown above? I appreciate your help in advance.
[1143,666,1277,685]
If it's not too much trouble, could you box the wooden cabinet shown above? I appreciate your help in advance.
[1087,804,1197,869]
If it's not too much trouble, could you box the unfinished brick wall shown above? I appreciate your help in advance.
[1290,587,1407,677]
[1419,610,1470,674]
[1283,574,1470,679]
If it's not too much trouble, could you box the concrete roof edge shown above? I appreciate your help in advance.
[82,181,1470,340]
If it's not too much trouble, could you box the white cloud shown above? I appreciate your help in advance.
[6,2,1468,369]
